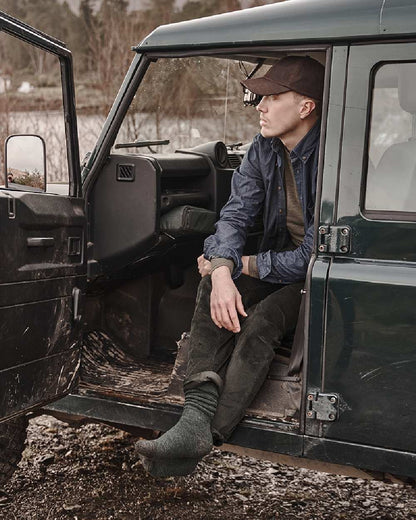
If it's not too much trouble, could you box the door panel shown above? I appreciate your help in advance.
[323,261,416,452]
[0,192,86,419]
[0,349,80,419]
[1,295,79,369]
[0,17,86,420]
[321,43,416,453]
[0,193,85,283]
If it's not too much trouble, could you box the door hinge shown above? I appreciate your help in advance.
[306,392,339,421]
[318,225,351,254]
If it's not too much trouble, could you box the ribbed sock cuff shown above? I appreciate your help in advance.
[184,383,219,418]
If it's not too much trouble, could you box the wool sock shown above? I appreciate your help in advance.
[135,382,218,477]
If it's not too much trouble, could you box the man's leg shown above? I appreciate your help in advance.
[135,274,277,477]
[211,282,304,445]
[186,274,279,384]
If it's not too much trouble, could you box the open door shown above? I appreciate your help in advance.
[0,13,86,420]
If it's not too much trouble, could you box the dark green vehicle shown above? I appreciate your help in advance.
[1,0,416,485]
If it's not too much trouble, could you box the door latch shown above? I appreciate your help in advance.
[306,392,339,421]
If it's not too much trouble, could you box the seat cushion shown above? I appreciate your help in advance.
[160,205,216,237]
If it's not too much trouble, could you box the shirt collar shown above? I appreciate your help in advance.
[271,119,321,162]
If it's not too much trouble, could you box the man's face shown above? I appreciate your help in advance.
[256,91,303,140]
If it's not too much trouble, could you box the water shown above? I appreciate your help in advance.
[4,107,259,184]
[5,111,106,183]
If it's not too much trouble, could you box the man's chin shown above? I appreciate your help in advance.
[260,128,274,138]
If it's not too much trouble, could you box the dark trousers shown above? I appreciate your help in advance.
[184,274,303,444]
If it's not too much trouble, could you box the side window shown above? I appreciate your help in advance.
[0,32,69,194]
[365,62,416,215]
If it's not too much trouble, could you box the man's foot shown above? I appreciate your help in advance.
[135,383,219,478]
[138,454,200,478]
[134,408,213,477]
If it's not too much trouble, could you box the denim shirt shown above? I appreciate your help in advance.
[204,121,320,284]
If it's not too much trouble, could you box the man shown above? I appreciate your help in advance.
[136,56,324,477]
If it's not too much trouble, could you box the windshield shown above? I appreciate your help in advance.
[114,56,266,154]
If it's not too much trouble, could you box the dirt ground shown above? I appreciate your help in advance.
[0,416,416,520]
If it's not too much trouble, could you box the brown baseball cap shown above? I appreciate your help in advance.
[241,56,324,100]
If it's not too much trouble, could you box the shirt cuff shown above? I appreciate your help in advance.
[248,255,260,278]
[210,257,234,275]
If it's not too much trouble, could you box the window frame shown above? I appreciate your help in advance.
[83,44,329,196]
[361,59,416,222]
[0,17,81,197]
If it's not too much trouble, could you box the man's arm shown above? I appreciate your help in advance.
[199,137,265,332]
[204,136,265,278]
[252,223,315,284]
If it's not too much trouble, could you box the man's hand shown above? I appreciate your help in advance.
[210,266,247,332]
[197,254,211,277]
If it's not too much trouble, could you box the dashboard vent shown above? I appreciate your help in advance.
[116,163,135,182]
[228,154,241,169]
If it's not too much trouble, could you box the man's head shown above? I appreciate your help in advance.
[241,56,324,148]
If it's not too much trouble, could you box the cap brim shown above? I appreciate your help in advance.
[241,76,291,96]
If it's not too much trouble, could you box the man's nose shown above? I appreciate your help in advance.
[256,97,266,112]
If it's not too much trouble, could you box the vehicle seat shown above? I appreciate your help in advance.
[160,205,216,237]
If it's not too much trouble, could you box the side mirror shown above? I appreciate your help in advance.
[5,135,46,192]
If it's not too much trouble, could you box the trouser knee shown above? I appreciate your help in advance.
[184,371,223,393]
[196,275,212,304]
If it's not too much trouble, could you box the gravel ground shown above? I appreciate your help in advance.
[0,415,415,520]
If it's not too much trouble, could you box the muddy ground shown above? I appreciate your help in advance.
[0,415,415,520]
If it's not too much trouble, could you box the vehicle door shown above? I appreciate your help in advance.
[306,42,416,472]
[0,14,85,420]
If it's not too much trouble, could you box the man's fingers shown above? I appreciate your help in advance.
[218,300,240,332]
[197,256,203,275]
[212,298,232,331]
[216,302,232,331]
[210,301,222,329]
[198,255,211,277]
[236,293,247,317]
[212,313,222,329]
[211,299,242,331]
[227,305,241,332]
[211,309,221,328]
[210,275,242,331]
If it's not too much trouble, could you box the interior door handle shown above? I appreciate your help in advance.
[27,237,55,247]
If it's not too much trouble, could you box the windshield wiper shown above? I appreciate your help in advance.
[115,139,170,153]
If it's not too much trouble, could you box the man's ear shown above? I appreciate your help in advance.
[299,98,316,119]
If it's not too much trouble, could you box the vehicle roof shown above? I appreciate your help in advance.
[137,0,416,52]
